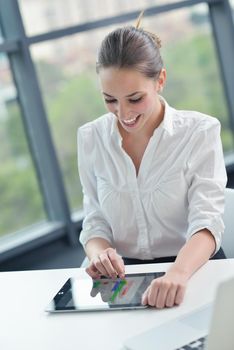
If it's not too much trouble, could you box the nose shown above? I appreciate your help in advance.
[116,103,124,119]
[117,103,129,120]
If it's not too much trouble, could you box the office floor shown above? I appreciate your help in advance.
[0,237,85,272]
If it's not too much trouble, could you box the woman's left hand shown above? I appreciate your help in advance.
[141,270,188,308]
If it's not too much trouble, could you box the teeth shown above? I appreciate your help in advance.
[123,117,137,124]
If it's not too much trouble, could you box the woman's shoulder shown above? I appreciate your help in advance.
[172,107,221,132]
[78,112,114,138]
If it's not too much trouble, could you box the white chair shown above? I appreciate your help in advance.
[222,187,234,258]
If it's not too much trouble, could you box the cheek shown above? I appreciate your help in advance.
[105,103,115,113]
[137,97,155,114]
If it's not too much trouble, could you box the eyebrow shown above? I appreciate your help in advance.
[103,91,142,98]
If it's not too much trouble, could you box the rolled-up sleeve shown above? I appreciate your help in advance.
[185,119,227,254]
[77,126,113,248]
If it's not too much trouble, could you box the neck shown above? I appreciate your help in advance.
[146,97,164,138]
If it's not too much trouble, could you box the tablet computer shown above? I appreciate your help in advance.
[45,272,165,313]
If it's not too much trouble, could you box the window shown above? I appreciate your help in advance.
[0,0,233,258]
[19,0,180,36]
[147,4,233,153]
[30,29,109,210]
[0,54,46,237]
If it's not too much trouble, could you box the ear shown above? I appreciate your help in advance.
[157,68,166,93]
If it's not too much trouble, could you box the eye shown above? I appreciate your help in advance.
[104,99,117,104]
[129,97,143,104]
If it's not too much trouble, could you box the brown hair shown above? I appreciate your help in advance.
[96,11,163,79]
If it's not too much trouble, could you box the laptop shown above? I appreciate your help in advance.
[124,276,234,350]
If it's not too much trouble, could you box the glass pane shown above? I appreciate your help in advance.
[19,0,179,36]
[31,35,106,211]
[146,3,233,154]
[0,54,47,237]
[31,3,233,214]
[231,0,234,20]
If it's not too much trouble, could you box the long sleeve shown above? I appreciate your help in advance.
[77,126,114,248]
[185,119,227,253]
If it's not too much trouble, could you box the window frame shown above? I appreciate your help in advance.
[0,0,233,262]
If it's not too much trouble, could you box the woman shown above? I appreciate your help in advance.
[77,16,227,309]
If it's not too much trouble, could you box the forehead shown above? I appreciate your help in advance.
[98,67,153,96]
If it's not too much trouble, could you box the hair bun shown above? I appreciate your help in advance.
[145,31,162,48]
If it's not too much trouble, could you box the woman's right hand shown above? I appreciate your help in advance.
[86,247,125,279]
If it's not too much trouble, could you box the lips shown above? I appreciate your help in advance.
[121,114,141,127]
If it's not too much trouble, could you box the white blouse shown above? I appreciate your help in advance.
[77,97,227,259]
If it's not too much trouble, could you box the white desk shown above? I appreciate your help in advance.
[1,259,234,350]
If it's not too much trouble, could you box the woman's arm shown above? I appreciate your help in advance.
[85,237,113,260]
[142,228,215,308]
[168,228,216,279]
[142,119,226,309]
[78,127,125,278]
[78,127,114,248]
[77,124,124,278]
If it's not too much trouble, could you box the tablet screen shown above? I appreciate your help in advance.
[46,272,165,313]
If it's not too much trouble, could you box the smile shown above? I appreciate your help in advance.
[121,114,141,127]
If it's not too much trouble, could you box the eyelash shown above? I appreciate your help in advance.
[105,97,143,104]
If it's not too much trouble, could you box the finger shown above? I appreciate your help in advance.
[99,253,117,278]
[94,257,110,276]
[175,285,186,305]
[88,260,105,277]
[165,284,178,307]
[156,282,170,308]
[147,283,160,307]
[86,265,101,279]
[141,286,150,305]
[107,250,125,278]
